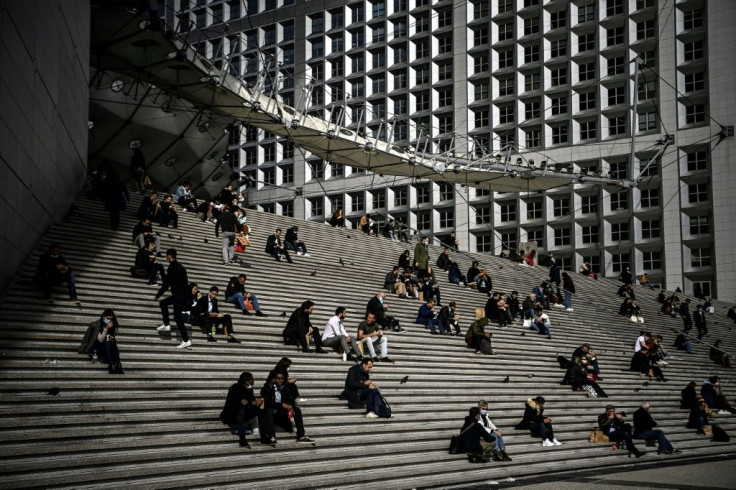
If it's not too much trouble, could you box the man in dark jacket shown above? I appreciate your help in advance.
[619,267,633,285]
[193,286,240,343]
[137,191,159,220]
[458,407,498,463]
[632,402,678,454]
[366,291,391,330]
[341,358,373,409]
[436,248,451,270]
[35,243,79,304]
[154,248,191,348]
[693,304,708,339]
[285,226,309,256]
[283,300,326,353]
[467,261,480,287]
[225,274,267,316]
[134,240,165,285]
[514,396,561,446]
[265,228,293,263]
[680,299,693,332]
[439,302,461,335]
[132,217,160,252]
[260,371,314,444]
[220,372,266,447]
[215,205,239,265]
[598,405,645,458]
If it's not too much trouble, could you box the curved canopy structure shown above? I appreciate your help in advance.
[90,2,641,194]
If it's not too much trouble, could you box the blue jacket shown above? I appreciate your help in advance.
[416,303,435,324]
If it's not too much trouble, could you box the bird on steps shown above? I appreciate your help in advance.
[520,332,525,336]
[47,387,61,396]
[204,238,208,243]
[400,376,409,384]
[502,376,510,383]
[339,258,345,266]
[168,234,174,239]
[279,311,287,318]
[310,271,317,277]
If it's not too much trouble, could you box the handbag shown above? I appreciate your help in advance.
[589,427,609,443]
[244,298,255,311]
[523,319,532,328]
[449,423,476,454]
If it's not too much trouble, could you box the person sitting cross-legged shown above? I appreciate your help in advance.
[598,405,645,458]
[193,286,240,343]
[633,402,679,455]
[465,317,492,355]
[134,239,165,285]
[132,217,161,253]
[322,306,363,361]
[259,370,314,445]
[357,313,394,363]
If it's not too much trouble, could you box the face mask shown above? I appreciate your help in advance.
[480,410,489,415]
[50,254,59,258]
[103,318,111,324]
[378,298,383,304]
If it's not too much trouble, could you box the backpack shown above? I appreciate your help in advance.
[479,338,494,355]
[557,355,570,369]
[374,393,392,418]
[712,424,731,442]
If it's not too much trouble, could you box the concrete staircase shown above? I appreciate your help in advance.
[0,190,734,489]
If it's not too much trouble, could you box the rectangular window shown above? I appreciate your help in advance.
[331,10,344,29]
[690,215,709,235]
[611,253,629,273]
[474,55,489,74]
[684,41,704,61]
[372,1,386,18]
[498,78,513,96]
[525,100,540,120]
[637,20,655,40]
[643,251,661,270]
[372,25,385,43]
[579,90,596,111]
[437,8,452,28]
[607,26,624,46]
[262,168,275,186]
[501,232,517,251]
[499,23,514,41]
[416,211,431,231]
[352,5,364,23]
[350,192,364,212]
[579,62,595,81]
[371,189,385,210]
[525,72,540,91]
[498,0,513,13]
[281,165,294,184]
[687,151,707,171]
[554,227,571,246]
[526,200,543,220]
[438,115,452,134]
[526,228,544,247]
[310,198,323,216]
[474,82,490,101]
[475,109,489,127]
[331,60,343,78]
[551,10,567,29]
[280,201,293,217]
[415,91,429,111]
[683,10,704,30]
[608,86,625,106]
[578,33,595,52]
[438,37,452,54]
[331,36,344,53]
[473,1,489,19]
[552,124,568,144]
[610,191,628,210]
[524,17,539,36]
[394,71,406,89]
[551,96,568,115]
[551,39,567,58]
[438,89,453,107]
[372,76,386,94]
[500,203,516,222]
[609,116,626,136]
[639,81,657,100]
[691,248,711,267]
[352,55,365,73]
[439,209,454,228]
[578,3,595,23]
[686,104,706,124]
[394,187,407,206]
[641,219,660,238]
[581,195,598,214]
[640,188,659,207]
[329,195,343,213]
[439,183,454,201]
[499,105,514,124]
[524,45,540,64]
[476,234,493,253]
[393,20,407,38]
[525,129,541,148]
[553,198,570,217]
[688,183,708,203]
[416,185,431,205]
[582,225,599,244]
[606,0,624,16]
[415,39,429,59]
[438,63,453,81]
[684,72,704,93]
[475,206,491,225]
[580,120,597,140]
[608,56,625,76]
[474,28,489,47]
[351,31,365,49]
[551,68,567,86]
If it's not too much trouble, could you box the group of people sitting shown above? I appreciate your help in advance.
[631,331,670,382]
[561,343,607,397]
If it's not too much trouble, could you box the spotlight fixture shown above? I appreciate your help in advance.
[495,154,503,162]
[129,139,142,149]
[528,159,535,166]
[326,129,336,139]
[88,121,95,130]
[291,119,300,129]
[198,122,210,132]
[165,157,177,167]
[540,160,547,171]
[509,170,518,178]
[111,80,124,92]
[516,158,523,165]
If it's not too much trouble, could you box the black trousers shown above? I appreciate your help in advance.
[262,406,304,442]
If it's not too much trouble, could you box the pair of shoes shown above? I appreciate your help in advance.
[255,311,268,317]
[114,363,125,374]
[542,439,555,447]
[500,451,512,461]
[207,335,217,342]
[302,348,314,353]
[393,327,406,332]
[242,309,253,315]
[565,308,574,312]
[296,436,315,444]
[629,450,646,459]
[239,439,251,448]
[223,261,230,266]
[372,357,380,362]
[227,335,242,344]
[552,438,562,446]
[303,253,311,257]
[547,334,552,339]
[315,348,328,354]
[492,452,504,462]
[467,455,482,463]
[297,397,308,403]
[381,357,395,364]
[108,364,115,374]
[156,324,171,332]
[366,412,379,418]
[177,340,192,349]
[260,437,277,446]
[296,251,303,255]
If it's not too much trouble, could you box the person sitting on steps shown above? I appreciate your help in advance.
[283,300,326,354]
[285,226,310,256]
[598,405,645,458]
[34,243,80,305]
[225,274,268,316]
[265,228,293,263]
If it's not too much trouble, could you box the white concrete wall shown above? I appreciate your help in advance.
[0,0,90,292]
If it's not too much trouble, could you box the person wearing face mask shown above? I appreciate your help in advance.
[78,309,123,374]
[35,243,80,305]
[220,371,266,448]
[260,370,314,445]
[477,400,512,461]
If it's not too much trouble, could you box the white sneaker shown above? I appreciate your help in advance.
[565,308,574,312]
[366,412,379,418]
[297,398,308,403]
[176,340,192,349]
[296,251,303,255]
[303,253,311,257]
[542,439,555,447]
[552,438,562,446]
[156,324,171,332]
[718,410,730,415]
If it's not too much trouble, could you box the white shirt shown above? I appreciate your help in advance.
[479,413,498,433]
[535,313,550,324]
[635,335,647,352]
[322,315,347,341]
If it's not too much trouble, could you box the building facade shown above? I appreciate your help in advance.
[168,0,736,301]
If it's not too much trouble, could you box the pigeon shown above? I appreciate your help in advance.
[47,387,61,396]
[339,258,345,266]
[400,376,409,384]
[279,311,287,318]
[168,234,174,239]
[346,235,351,238]
[526,374,534,379]
[633,388,641,392]
[642,381,650,387]
[520,332,525,336]
[204,238,208,243]
[498,266,503,270]
[502,376,510,383]
[178,236,183,241]
[350,262,355,266]
[310,271,317,277]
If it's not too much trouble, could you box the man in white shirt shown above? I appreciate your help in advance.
[322,307,364,361]
[532,308,552,339]
[634,331,650,352]
[478,400,512,461]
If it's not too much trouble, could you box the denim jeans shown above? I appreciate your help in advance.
[636,430,673,452]
[227,292,261,311]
